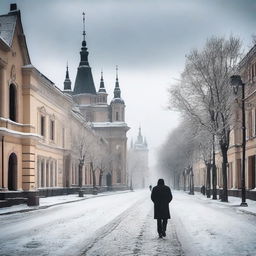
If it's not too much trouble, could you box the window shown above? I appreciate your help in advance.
[9,84,16,122]
[50,120,55,141]
[116,112,119,121]
[40,115,45,136]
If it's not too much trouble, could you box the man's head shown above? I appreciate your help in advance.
[157,179,165,186]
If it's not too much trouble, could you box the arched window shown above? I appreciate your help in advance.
[9,84,17,122]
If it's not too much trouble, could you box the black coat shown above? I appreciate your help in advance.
[151,185,173,219]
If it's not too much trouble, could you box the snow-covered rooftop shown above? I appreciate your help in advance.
[91,121,129,128]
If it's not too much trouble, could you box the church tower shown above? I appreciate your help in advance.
[72,13,97,121]
[128,127,149,188]
[63,63,72,94]
[66,12,129,187]
[97,71,108,105]
[110,66,125,122]
[73,12,96,96]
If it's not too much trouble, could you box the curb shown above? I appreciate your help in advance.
[237,208,256,217]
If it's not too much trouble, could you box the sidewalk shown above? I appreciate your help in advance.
[192,191,256,216]
[0,190,131,216]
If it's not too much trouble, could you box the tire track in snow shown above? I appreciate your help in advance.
[80,197,146,255]
[132,213,149,256]
[82,193,184,256]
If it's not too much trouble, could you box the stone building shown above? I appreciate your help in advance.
[0,4,129,206]
[192,43,256,200]
[128,127,149,188]
[64,13,130,187]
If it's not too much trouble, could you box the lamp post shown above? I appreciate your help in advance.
[230,75,248,207]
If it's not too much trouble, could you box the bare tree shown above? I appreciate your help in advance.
[72,120,107,192]
[158,119,197,191]
[96,147,114,187]
[169,36,242,202]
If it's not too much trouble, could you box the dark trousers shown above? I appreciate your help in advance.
[157,219,168,234]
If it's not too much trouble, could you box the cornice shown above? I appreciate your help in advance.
[239,44,256,69]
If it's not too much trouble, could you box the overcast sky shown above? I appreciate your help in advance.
[1,0,255,166]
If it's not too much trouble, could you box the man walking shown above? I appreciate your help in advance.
[151,179,173,238]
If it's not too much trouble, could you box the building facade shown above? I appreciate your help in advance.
[0,4,129,206]
[192,43,256,200]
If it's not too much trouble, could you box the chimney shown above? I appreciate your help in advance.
[10,3,17,11]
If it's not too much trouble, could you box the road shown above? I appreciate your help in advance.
[0,190,255,256]
[172,191,256,256]
[0,190,182,256]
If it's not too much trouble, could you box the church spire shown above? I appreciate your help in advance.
[114,65,121,98]
[79,12,88,66]
[98,70,106,93]
[73,12,96,95]
[137,127,143,144]
[63,62,72,91]
[82,12,86,42]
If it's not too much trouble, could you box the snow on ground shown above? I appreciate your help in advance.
[83,191,183,256]
[0,190,149,256]
[0,191,130,215]
[193,192,256,216]
[172,191,256,256]
[0,189,255,256]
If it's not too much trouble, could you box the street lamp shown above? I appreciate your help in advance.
[230,75,248,207]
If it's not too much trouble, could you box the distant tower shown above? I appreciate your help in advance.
[97,71,108,104]
[110,66,125,122]
[137,127,143,144]
[129,127,149,188]
[63,63,72,93]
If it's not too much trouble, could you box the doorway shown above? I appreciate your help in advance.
[8,153,17,190]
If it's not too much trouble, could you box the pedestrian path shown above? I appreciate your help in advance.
[83,194,184,256]
[172,191,256,256]
[192,191,256,216]
[0,190,130,216]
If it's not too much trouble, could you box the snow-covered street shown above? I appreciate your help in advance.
[172,191,256,256]
[0,190,255,256]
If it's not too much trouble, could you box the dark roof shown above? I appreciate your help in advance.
[0,7,31,64]
[64,65,72,90]
[73,65,96,94]
[110,98,124,104]
[98,71,106,93]
[0,13,16,47]
[73,34,96,94]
